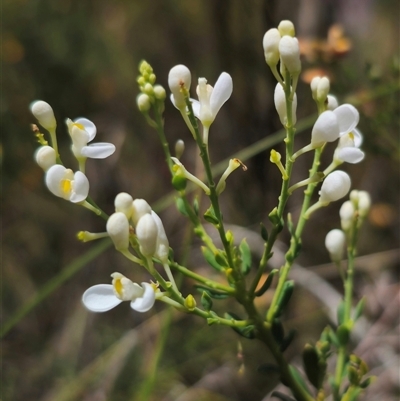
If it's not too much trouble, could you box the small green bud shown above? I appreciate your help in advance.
[172,173,187,191]
[153,84,166,100]
[184,294,196,311]
[174,139,185,159]
[143,83,154,96]
[149,73,156,84]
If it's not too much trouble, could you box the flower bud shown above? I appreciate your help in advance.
[35,145,56,171]
[30,100,57,131]
[311,76,330,103]
[136,213,158,257]
[325,229,346,262]
[184,294,197,311]
[175,139,185,159]
[106,212,130,251]
[357,191,371,217]
[168,64,191,109]
[151,211,169,263]
[262,28,281,67]
[274,83,297,126]
[132,199,152,226]
[319,171,351,204]
[153,84,166,100]
[137,93,151,112]
[279,36,301,75]
[311,110,340,147]
[340,201,355,231]
[327,95,339,110]
[115,192,134,218]
[278,20,295,37]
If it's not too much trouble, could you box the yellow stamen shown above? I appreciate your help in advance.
[114,278,123,297]
[60,179,72,195]
[73,123,85,130]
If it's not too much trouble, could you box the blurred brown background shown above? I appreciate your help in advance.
[2,1,399,400]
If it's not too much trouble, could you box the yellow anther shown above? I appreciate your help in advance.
[60,179,72,195]
[113,278,123,297]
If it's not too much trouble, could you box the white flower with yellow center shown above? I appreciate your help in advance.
[66,118,115,160]
[334,129,364,164]
[191,73,233,129]
[82,273,156,313]
[45,164,89,203]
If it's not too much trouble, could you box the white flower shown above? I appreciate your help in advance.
[263,28,281,67]
[311,104,359,148]
[319,171,351,204]
[66,118,115,160]
[82,274,156,313]
[135,213,158,257]
[168,64,192,109]
[334,129,364,164]
[191,72,233,128]
[45,164,89,203]
[274,83,297,126]
[35,145,56,171]
[325,229,346,262]
[30,100,57,131]
[279,36,301,75]
[106,212,130,251]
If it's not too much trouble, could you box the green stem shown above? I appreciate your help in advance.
[169,261,235,294]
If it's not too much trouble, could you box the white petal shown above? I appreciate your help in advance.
[210,72,233,118]
[70,171,89,203]
[337,148,365,164]
[333,104,359,136]
[352,128,363,147]
[191,99,200,118]
[136,214,158,257]
[311,111,340,147]
[75,118,97,141]
[80,143,116,159]
[130,283,155,312]
[151,211,169,263]
[82,284,122,312]
[45,165,68,197]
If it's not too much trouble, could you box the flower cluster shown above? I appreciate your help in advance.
[31,100,115,205]
[79,193,174,314]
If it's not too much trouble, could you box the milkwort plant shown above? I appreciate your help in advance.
[30,20,373,401]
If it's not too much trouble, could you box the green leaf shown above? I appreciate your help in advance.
[353,297,365,321]
[201,247,225,271]
[239,238,252,275]
[225,312,255,339]
[337,324,350,346]
[302,343,321,389]
[193,197,199,216]
[204,206,219,225]
[276,280,294,317]
[200,291,213,311]
[260,222,269,241]
[337,300,346,325]
[214,251,228,268]
[254,269,278,297]
[175,197,189,216]
[194,285,230,299]
[288,365,312,396]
